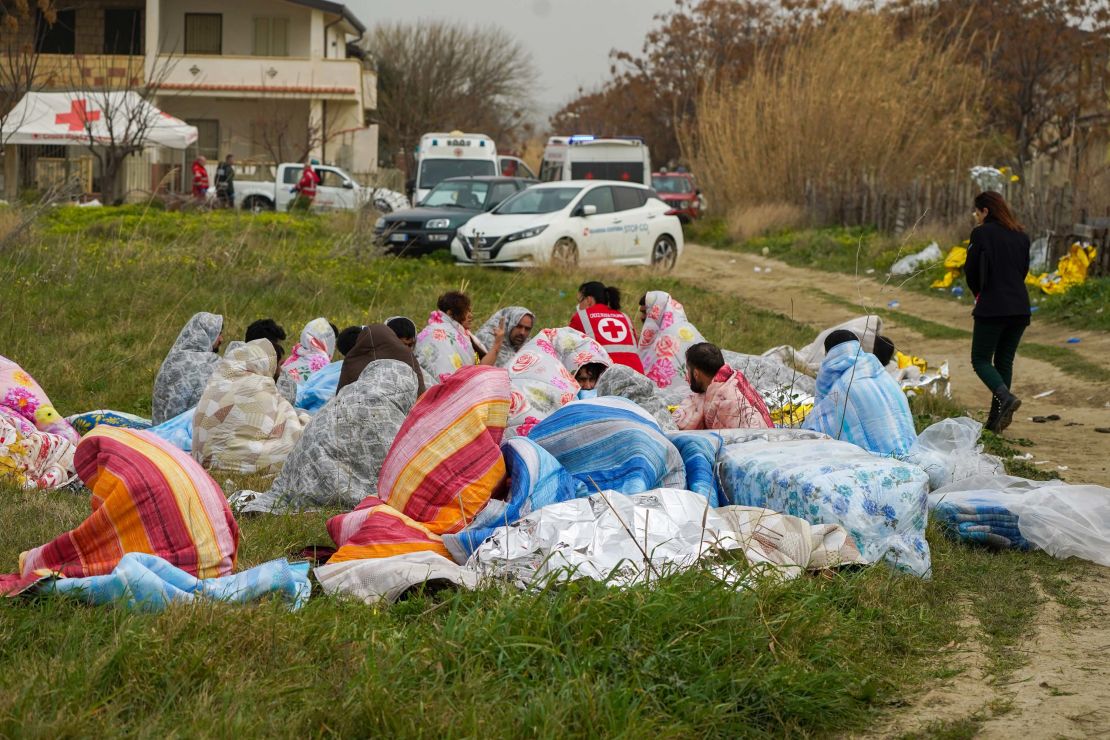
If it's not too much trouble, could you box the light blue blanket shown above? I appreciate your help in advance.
[41,552,311,612]
[295,360,341,413]
[802,340,917,457]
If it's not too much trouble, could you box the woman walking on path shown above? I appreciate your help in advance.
[965,191,1031,434]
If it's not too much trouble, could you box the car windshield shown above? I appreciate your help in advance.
[418,159,496,189]
[422,180,490,209]
[495,187,582,215]
[652,175,694,194]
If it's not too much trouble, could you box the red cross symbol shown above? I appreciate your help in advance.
[55,99,100,131]
[596,317,628,343]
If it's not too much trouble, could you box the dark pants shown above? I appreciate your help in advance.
[971,316,1028,394]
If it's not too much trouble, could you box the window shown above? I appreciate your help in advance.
[36,9,76,54]
[539,159,563,182]
[578,187,615,215]
[252,17,289,57]
[317,169,348,188]
[187,119,220,160]
[416,159,496,190]
[487,183,518,209]
[569,161,644,184]
[104,9,143,55]
[495,187,582,215]
[283,167,301,185]
[185,14,222,55]
[424,181,489,208]
[613,187,647,212]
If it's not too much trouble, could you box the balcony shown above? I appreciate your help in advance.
[33,54,145,91]
[153,55,365,104]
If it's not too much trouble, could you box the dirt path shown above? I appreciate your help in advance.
[677,243,1110,485]
[874,566,1110,738]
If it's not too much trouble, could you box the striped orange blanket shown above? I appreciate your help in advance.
[327,365,510,564]
[16,427,239,580]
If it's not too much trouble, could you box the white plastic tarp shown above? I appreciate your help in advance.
[1,92,197,149]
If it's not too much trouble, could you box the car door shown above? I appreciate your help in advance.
[276,166,299,211]
[612,186,651,261]
[575,186,626,261]
[313,168,349,210]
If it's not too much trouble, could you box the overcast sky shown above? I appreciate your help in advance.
[347,0,678,112]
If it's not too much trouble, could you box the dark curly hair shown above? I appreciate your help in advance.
[437,291,472,322]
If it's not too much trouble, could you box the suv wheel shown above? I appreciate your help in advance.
[552,238,579,268]
[651,235,677,271]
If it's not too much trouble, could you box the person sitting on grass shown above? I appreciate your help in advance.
[476,307,536,367]
[385,316,418,350]
[415,292,504,384]
[802,330,916,457]
[673,342,773,431]
[871,334,896,368]
[245,318,298,404]
[152,312,224,424]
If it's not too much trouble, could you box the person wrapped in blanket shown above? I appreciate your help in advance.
[281,317,338,385]
[0,355,80,443]
[243,318,298,404]
[192,339,312,475]
[151,312,224,424]
[415,292,505,385]
[636,291,706,392]
[475,307,535,368]
[802,330,916,457]
[673,342,773,431]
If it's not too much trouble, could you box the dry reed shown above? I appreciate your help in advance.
[726,202,806,242]
[684,12,991,215]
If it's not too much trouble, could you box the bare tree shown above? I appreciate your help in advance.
[362,22,538,173]
[64,52,177,204]
[0,0,55,146]
[250,97,325,165]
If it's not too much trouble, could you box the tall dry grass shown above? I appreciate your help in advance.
[726,202,806,242]
[685,12,992,213]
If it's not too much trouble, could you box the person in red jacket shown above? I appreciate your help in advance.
[292,160,321,211]
[568,281,644,373]
[191,156,208,201]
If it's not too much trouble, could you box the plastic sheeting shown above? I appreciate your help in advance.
[890,242,942,276]
[717,433,931,576]
[468,488,867,588]
[906,417,1003,490]
[929,475,1110,566]
[762,316,884,376]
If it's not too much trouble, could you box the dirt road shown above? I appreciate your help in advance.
[676,243,1110,485]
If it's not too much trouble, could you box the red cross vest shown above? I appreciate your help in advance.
[570,305,644,373]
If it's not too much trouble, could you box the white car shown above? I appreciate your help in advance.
[451,180,683,269]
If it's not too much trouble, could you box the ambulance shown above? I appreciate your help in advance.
[538,135,652,187]
[412,131,498,204]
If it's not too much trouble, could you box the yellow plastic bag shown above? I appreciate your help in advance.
[895,351,927,374]
[1029,243,1098,295]
[931,244,968,288]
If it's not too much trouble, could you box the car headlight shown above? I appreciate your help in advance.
[426,218,451,229]
[374,217,385,229]
[505,224,548,242]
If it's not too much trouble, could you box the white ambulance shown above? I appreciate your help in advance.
[538,135,652,187]
[413,131,498,204]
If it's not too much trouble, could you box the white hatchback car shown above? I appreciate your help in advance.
[451,180,683,269]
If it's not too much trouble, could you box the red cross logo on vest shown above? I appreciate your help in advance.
[55,99,101,132]
[596,317,628,343]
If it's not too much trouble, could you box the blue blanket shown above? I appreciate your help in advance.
[667,432,725,508]
[66,410,152,436]
[147,406,195,451]
[933,499,1032,550]
[295,360,341,413]
[527,397,686,496]
[41,552,311,612]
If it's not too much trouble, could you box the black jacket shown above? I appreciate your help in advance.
[964,218,1031,319]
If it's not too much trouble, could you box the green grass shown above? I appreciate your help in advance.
[1032,278,1110,332]
[0,206,1093,735]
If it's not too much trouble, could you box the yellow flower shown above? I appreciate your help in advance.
[11,371,33,387]
[1010,175,1020,183]
[998,166,1008,174]
[451,354,463,370]
[678,327,694,341]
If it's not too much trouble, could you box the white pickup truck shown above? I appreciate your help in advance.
[232,163,409,213]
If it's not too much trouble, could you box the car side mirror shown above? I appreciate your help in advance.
[576,204,598,217]
[343,181,354,189]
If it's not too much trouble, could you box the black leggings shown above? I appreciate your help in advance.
[971,317,1028,393]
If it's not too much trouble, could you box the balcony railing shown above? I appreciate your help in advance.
[33,54,145,90]
[154,55,365,102]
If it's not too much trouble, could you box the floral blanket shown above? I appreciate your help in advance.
[0,355,79,443]
[717,433,930,576]
[475,307,535,368]
[673,365,773,431]
[281,318,336,385]
[506,327,610,438]
[414,310,477,385]
[0,406,76,490]
[638,291,705,391]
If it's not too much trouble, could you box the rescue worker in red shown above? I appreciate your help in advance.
[191,156,208,201]
[569,281,645,373]
[292,159,321,211]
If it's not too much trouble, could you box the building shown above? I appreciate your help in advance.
[3,0,377,199]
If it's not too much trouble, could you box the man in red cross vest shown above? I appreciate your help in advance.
[191,156,209,201]
[292,160,321,211]
[568,281,644,373]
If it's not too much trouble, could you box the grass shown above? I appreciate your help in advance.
[0,205,1094,735]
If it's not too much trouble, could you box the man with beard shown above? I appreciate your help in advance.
[673,342,773,431]
[475,307,535,368]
